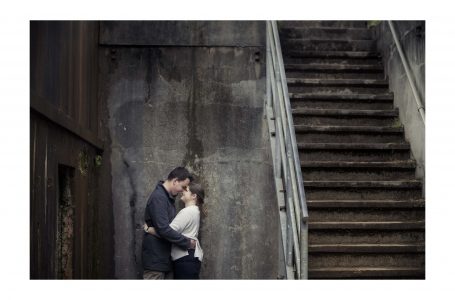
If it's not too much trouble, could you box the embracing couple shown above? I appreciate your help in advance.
[142,166,205,280]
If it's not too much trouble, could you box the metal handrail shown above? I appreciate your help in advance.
[388,21,425,125]
[265,20,309,279]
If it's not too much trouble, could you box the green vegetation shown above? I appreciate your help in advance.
[391,118,403,128]
[78,149,89,176]
[367,21,382,28]
[95,155,103,168]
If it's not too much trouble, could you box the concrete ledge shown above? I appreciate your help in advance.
[100,21,265,47]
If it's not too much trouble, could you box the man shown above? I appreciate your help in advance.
[142,166,196,279]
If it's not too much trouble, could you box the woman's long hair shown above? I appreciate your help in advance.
[189,182,206,244]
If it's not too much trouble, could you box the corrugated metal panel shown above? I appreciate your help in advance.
[30,21,100,142]
[30,21,114,279]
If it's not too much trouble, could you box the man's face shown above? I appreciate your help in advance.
[171,178,190,196]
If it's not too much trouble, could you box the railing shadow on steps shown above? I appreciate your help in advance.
[265,21,309,279]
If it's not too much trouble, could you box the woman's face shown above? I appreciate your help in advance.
[180,186,193,203]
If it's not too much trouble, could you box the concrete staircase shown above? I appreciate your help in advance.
[278,21,425,279]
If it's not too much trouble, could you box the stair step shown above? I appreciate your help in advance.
[307,199,425,208]
[285,50,380,59]
[284,57,383,67]
[290,93,393,100]
[296,129,404,144]
[299,143,410,150]
[294,125,403,133]
[290,93,394,110]
[304,180,422,189]
[309,221,425,230]
[308,267,425,279]
[301,160,415,169]
[309,243,425,253]
[279,27,373,40]
[300,161,417,180]
[283,39,376,52]
[309,229,425,245]
[292,108,398,117]
[300,148,411,162]
[278,21,368,28]
[285,63,383,73]
[288,78,389,87]
[309,207,424,223]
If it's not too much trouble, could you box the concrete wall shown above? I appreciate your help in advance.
[374,21,425,181]
[99,21,280,279]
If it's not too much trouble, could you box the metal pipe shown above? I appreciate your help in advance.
[388,21,425,125]
[300,220,309,279]
[266,20,309,279]
[270,20,309,279]
[271,21,309,220]
[269,32,293,270]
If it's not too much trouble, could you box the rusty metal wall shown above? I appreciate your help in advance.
[30,21,114,279]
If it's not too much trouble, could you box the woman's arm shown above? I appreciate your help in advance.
[143,209,191,236]
[143,223,158,236]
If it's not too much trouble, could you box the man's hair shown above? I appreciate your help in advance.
[167,166,193,182]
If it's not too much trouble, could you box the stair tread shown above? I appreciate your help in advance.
[299,142,410,150]
[308,267,425,278]
[309,266,424,272]
[309,221,425,230]
[278,21,368,29]
[285,63,383,71]
[292,108,398,116]
[290,93,393,100]
[309,243,425,253]
[307,199,425,208]
[286,50,381,58]
[280,26,371,31]
[294,125,403,132]
[284,38,374,43]
[301,160,415,168]
[310,267,423,271]
[304,180,422,188]
[288,78,389,86]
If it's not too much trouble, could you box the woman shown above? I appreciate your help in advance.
[144,182,205,279]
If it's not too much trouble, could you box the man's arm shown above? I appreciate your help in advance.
[147,196,192,249]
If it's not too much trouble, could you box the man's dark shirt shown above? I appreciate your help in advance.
[142,181,190,272]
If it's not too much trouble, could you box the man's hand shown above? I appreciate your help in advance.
[189,239,197,249]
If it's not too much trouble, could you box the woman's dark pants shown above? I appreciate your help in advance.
[173,249,201,279]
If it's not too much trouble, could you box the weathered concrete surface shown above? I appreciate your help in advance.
[100,21,265,46]
[99,21,279,279]
[373,21,425,181]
